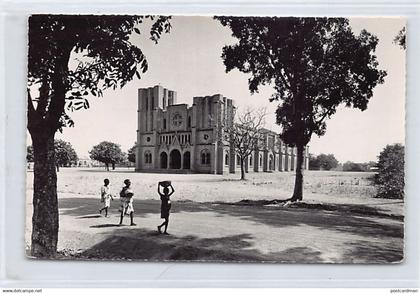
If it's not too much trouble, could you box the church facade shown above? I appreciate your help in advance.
[135,85,309,174]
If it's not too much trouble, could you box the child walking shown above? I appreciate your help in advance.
[157,181,175,235]
[119,179,136,226]
[99,178,113,217]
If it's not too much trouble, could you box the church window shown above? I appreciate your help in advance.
[163,119,166,130]
[188,116,191,128]
[201,149,210,165]
[225,153,229,165]
[144,151,152,164]
[172,112,183,127]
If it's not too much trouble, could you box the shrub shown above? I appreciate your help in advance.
[343,161,367,172]
[309,153,339,170]
[374,144,405,199]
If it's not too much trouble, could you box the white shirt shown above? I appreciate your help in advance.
[101,185,111,198]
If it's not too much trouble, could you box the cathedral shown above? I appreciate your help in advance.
[135,85,309,174]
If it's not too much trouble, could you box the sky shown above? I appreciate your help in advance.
[31,16,405,163]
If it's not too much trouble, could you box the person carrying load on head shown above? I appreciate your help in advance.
[157,180,175,235]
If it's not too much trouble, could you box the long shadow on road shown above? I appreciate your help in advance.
[339,240,403,263]
[75,227,323,263]
[59,197,404,240]
[58,197,403,263]
[207,204,404,240]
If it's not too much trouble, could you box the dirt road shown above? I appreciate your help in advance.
[26,194,403,263]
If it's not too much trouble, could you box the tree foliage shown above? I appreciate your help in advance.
[394,27,406,50]
[54,139,78,167]
[343,161,366,172]
[28,15,172,133]
[374,144,404,199]
[127,143,136,163]
[309,153,338,170]
[216,16,386,201]
[89,141,126,171]
[226,108,267,180]
[27,145,34,162]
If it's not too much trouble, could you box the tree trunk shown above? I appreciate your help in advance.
[56,164,60,172]
[27,44,72,257]
[240,158,246,180]
[105,163,109,171]
[291,144,305,202]
[30,132,58,257]
[112,163,115,170]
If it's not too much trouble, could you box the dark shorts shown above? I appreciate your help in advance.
[160,203,171,219]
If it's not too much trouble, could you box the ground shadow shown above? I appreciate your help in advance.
[201,203,404,240]
[78,169,136,174]
[68,228,323,263]
[77,215,102,219]
[90,224,122,228]
[230,200,403,220]
[339,240,403,263]
[58,198,403,243]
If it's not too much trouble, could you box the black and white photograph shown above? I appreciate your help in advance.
[26,15,406,264]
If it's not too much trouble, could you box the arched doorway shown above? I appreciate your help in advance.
[160,152,168,169]
[269,154,274,170]
[183,151,191,169]
[169,149,181,169]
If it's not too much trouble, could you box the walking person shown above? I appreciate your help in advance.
[157,181,175,235]
[99,178,113,217]
[119,179,136,226]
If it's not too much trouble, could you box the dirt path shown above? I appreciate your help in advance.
[26,194,404,263]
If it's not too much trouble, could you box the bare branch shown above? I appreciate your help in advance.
[228,106,267,161]
[27,89,36,115]
[315,108,333,126]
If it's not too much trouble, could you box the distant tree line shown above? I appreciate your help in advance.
[309,153,378,172]
[309,143,404,199]
[28,140,137,171]
[309,154,339,170]
[27,139,78,171]
[342,161,377,172]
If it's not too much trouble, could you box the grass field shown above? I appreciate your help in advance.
[26,168,402,215]
[27,168,378,200]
